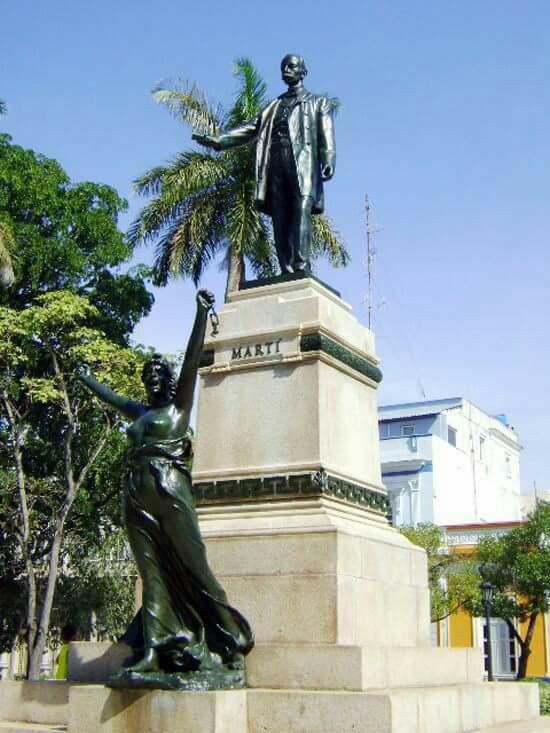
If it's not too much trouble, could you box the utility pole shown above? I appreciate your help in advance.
[365,195,376,330]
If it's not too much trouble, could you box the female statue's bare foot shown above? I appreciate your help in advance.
[125,647,160,673]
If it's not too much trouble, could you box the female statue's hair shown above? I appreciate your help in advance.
[141,353,177,399]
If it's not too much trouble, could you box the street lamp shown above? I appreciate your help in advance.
[480,576,495,682]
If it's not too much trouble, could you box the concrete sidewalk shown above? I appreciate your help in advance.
[473,717,550,732]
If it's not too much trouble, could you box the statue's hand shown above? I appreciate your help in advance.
[321,164,334,181]
[197,289,215,310]
[192,132,221,151]
[76,364,93,381]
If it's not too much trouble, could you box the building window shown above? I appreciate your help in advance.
[505,454,512,479]
[448,426,457,447]
[401,424,416,436]
[483,618,516,677]
[479,436,486,461]
[379,423,390,438]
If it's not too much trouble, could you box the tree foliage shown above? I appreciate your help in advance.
[466,502,550,679]
[129,58,349,297]
[400,523,479,623]
[0,136,154,678]
[0,213,16,287]
[0,134,153,338]
[50,528,137,645]
[0,291,148,677]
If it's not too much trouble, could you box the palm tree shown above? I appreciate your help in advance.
[0,100,6,116]
[128,59,348,299]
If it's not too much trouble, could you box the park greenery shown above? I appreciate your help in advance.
[400,523,479,623]
[0,292,146,678]
[0,211,15,287]
[128,58,349,298]
[0,101,15,287]
[0,132,153,678]
[465,502,550,680]
[403,504,550,680]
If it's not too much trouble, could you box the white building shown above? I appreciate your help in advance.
[378,398,521,527]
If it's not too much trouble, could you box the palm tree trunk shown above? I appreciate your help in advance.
[225,246,245,301]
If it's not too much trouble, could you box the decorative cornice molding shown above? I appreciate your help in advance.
[300,333,383,383]
[193,469,391,518]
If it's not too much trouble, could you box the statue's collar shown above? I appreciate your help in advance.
[279,86,310,102]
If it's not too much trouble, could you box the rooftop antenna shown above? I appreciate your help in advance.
[364,195,383,330]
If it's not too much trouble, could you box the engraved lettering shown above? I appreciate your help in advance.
[230,337,284,361]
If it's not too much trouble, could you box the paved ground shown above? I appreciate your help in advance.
[473,717,550,732]
[0,723,66,733]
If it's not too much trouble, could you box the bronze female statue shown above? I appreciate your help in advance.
[79,290,253,689]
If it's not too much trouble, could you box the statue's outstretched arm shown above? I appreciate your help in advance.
[175,290,214,413]
[78,369,145,420]
[193,115,260,151]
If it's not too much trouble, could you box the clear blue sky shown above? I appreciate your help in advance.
[3,0,549,492]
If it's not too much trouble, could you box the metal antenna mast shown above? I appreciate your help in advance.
[365,195,379,330]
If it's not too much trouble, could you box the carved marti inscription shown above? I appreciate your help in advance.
[231,338,283,361]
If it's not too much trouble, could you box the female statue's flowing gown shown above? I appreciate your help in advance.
[123,412,253,672]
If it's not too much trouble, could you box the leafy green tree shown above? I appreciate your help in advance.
[467,502,550,679]
[401,523,479,623]
[0,291,147,679]
[129,58,348,298]
[50,528,137,644]
[0,213,16,287]
[0,134,153,336]
[0,110,16,287]
[0,136,153,678]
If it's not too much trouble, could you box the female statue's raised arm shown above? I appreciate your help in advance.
[175,289,215,414]
[78,367,145,421]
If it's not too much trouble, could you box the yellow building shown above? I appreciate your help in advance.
[441,521,549,679]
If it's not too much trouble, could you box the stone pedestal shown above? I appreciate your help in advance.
[193,277,385,495]
[191,278,543,731]
[22,278,541,732]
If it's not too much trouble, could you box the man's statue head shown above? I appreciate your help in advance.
[280,54,307,87]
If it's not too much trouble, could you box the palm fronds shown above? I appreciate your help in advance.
[227,58,268,126]
[0,100,6,116]
[152,82,222,136]
[152,189,226,286]
[129,154,228,246]
[311,215,349,268]
[161,152,227,196]
[226,181,261,255]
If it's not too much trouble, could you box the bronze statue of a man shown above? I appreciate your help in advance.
[194,54,336,275]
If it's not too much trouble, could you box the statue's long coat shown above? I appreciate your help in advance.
[216,88,336,215]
